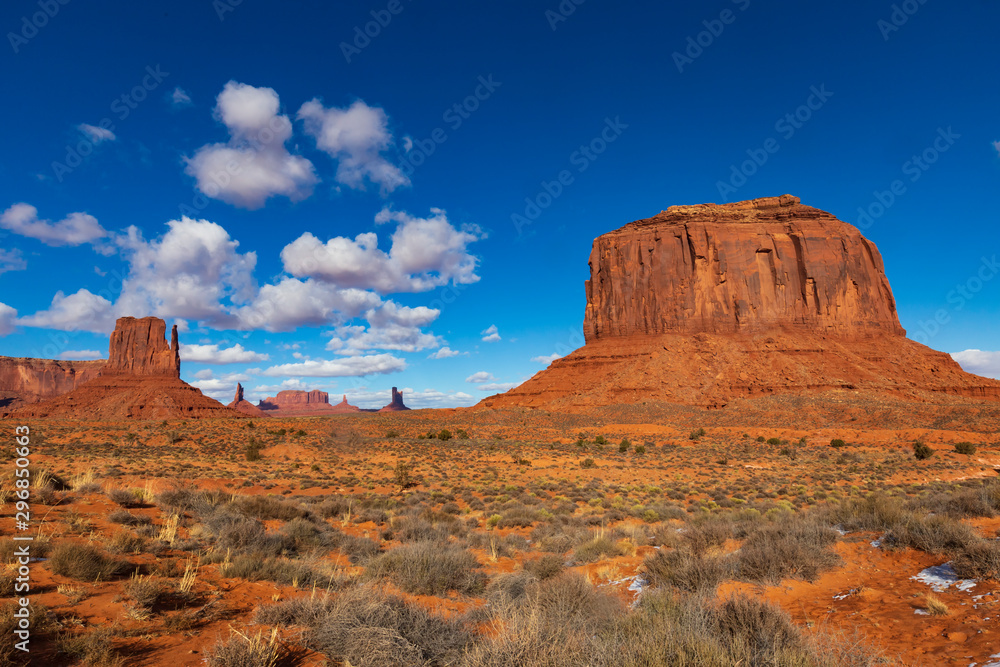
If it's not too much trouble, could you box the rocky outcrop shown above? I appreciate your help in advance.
[482,196,1000,410]
[105,317,181,377]
[584,195,903,341]
[379,387,410,412]
[8,317,240,420]
[257,390,361,416]
[227,383,267,417]
[0,357,104,410]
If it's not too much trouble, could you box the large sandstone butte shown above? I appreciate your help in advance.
[9,317,240,420]
[0,357,104,411]
[482,196,1000,410]
[258,390,361,416]
[379,387,410,412]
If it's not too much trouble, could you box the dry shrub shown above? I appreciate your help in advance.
[640,548,732,593]
[736,516,840,584]
[206,628,285,667]
[364,541,486,595]
[49,543,128,582]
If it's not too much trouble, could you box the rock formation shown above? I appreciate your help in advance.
[379,387,410,412]
[481,196,1000,411]
[257,390,361,416]
[227,383,267,417]
[9,316,241,420]
[0,357,104,411]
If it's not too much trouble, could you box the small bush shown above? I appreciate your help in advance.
[206,628,285,667]
[364,541,486,595]
[640,548,731,593]
[386,430,400,438]
[830,438,846,448]
[634,444,646,454]
[766,437,781,446]
[245,439,262,461]
[108,510,152,526]
[619,439,631,453]
[580,458,596,469]
[954,441,977,455]
[689,428,706,441]
[913,441,934,460]
[524,554,563,580]
[438,429,452,441]
[49,543,127,581]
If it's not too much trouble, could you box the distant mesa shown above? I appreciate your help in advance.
[227,383,267,417]
[379,387,410,412]
[0,357,104,412]
[257,390,361,416]
[481,195,1000,411]
[6,316,241,420]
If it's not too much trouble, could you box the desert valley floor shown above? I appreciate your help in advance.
[3,394,1000,666]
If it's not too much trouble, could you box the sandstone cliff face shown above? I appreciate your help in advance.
[379,387,410,412]
[104,317,180,377]
[483,196,1000,411]
[257,390,361,415]
[9,317,239,420]
[0,357,104,409]
[584,195,904,341]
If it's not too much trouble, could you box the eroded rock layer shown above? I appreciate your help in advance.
[379,387,410,412]
[584,195,903,340]
[484,196,1000,410]
[227,383,267,417]
[0,357,104,410]
[258,390,361,416]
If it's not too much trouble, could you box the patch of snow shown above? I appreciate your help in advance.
[834,525,850,536]
[914,609,930,615]
[911,562,976,592]
[870,534,886,548]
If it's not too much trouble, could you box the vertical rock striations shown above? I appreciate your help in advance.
[379,387,410,412]
[104,317,181,377]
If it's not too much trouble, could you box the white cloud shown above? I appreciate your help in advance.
[189,370,253,401]
[115,217,258,326]
[281,208,481,293]
[78,123,116,143]
[0,303,17,336]
[56,350,103,360]
[326,301,442,355]
[261,353,406,377]
[334,386,476,409]
[180,343,270,364]
[466,371,495,384]
[478,382,519,393]
[171,87,192,107]
[428,347,461,359]
[994,140,1000,157]
[235,278,382,332]
[298,98,409,193]
[18,289,114,333]
[0,249,26,275]
[184,81,317,209]
[1,203,108,247]
[951,349,1000,379]
[481,324,501,342]
[532,353,563,365]
[250,378,322,397]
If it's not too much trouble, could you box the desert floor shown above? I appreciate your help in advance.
[3,396,1000,666]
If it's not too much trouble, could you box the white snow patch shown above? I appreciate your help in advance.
[911,562,976,592]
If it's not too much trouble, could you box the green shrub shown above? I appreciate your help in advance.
[594,435,607,445]
[580,458,596,469]
[766,437,781,446]
[689,428,706,441]
[386,430,400,438]
[438,429,452,441]
[913,441,934,460]
[830,438,846,448]
[245,438,262,461]
[954,442,977,455]
[635,444,646,454]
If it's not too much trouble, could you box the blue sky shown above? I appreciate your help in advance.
[1,0,999,408]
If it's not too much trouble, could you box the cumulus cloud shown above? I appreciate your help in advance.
[171,87,192,107]
[18,289,115,333]
[281,208,481,293]
[481,324,501,343]
[428,347,461,359]
[180,343,270,364]
[532,353,563,365]
[234,278,382,332]
[0,249,26,275]
[0,303,17,336]
[951,349,1000,379]
[189,370,253,401]
[326,302,442,355]
[298,98,408,192]
[994,140,1000,157]
[184,81,317,209]
[78,123,116,143]
[0,203,108,247]
[466,371,495,384]
[56,350,103,360]
[115,217,258,326]
[261,354,406,377]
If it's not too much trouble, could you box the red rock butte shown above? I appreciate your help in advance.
[379,387,410,412]
[8,316,240,420]
[257,390,361,416]
[227,383,267,417]
[0,357,104,412]
[482,196,1000,410]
